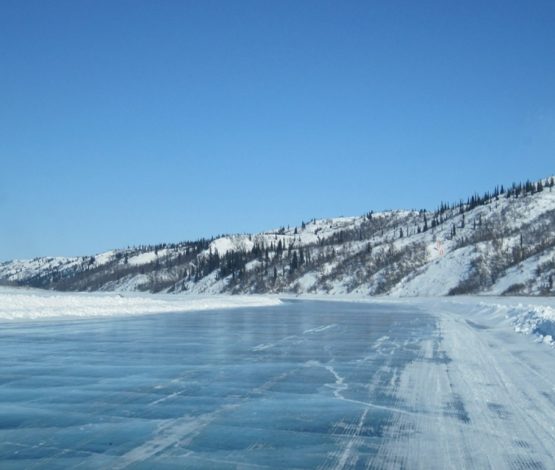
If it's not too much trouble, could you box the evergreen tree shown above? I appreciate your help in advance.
[290,251,299,273]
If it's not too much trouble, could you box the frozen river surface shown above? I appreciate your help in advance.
[1,300,555,469]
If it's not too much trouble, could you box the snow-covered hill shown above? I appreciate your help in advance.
[1,177,554,297]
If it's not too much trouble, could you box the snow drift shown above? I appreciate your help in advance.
[0,287,281,320]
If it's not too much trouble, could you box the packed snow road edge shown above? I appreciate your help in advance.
[0,287,282,320]
[429,297,555,346]
[402,296,555,347]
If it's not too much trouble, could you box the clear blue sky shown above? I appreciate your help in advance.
[1,0,554,260]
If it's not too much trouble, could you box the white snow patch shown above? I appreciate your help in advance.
[206,236,254,257]
[0,287,281,320]
[303,324,337,334]
[93,250,116,266]
[295,272,318,291]
[389,246,476,297]
[503,303,555,345]
[127,250,169,266]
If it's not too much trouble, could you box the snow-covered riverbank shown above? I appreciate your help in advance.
[0,287,281,320]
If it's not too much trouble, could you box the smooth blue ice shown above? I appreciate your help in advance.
[4,299,555,469]
[0,300,435,469]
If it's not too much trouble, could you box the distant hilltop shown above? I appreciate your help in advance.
[2,177,554,297]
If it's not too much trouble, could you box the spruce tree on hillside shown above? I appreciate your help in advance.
[290,251,299,273]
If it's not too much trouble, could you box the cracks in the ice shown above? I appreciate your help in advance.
[304,360,415,417]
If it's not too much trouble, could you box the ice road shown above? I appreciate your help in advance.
[0,299,554,469]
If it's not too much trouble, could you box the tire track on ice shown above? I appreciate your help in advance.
[316,332,407,470]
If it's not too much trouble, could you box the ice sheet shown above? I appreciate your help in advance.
[0,299,555,468]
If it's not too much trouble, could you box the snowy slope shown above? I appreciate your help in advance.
[388,245,477,296]
[1,177,554,297]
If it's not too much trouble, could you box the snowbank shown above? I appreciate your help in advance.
[0,287,281,320]
[442,298,555,346]
[421,297,555,347]
[412,297,555,346]
[503,303,555,345]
